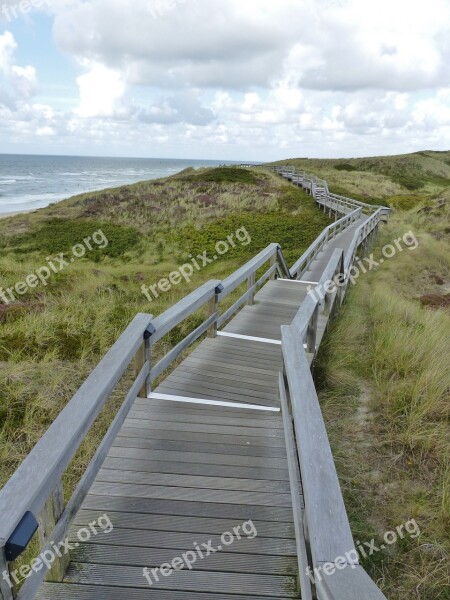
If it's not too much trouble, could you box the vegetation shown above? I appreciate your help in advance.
[1,156,448,599]
[270,150,450,206]
[0,166,329,493]
[315,182,450,599]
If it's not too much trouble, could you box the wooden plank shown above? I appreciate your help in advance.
[63,562,299,597]
[95,469,291,493]
[88,481,293,507]
[132,397,280,417]
[122,417,284,438]
[103,455,290,481]
[82,495,295,522]
[110,444,288,469]
[0,312,153,543]
[126,409,283,429]
[281,326,356,565]
[179,355,280,377]
[115,430,287,457]
[154,385,279,408]
[74,510,295,538]
[67,527,297,557]
[118,426,287,449]
[37,583,292,600]
[68,543,298,575]
[318,565,388,600]
[160,374,278,403]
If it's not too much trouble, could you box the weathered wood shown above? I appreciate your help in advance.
[17,362,150,600]
[281,326,357,565]
[0,549,15,600]
[246,272,256,305]
[0,312,153,545]
[151,313,217,381]
[37,481,69,583]
[279,374,314,600]
[317,565,388,600]
[220,244,278,299]
[150,280,221,343]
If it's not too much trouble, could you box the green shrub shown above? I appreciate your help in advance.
[334,163,358,172]
[3,219,141,259]
[180,167,258,185]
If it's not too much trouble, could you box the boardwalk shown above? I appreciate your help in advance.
[0,168,390,600]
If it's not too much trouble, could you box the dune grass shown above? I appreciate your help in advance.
[315,195,450,599]
[0,167,330,494]
[270,150,450,206]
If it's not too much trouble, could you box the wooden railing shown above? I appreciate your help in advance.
[289,209,361,280]
[0,243,293,600]
[0,171,389,600]
[280,247,388,598]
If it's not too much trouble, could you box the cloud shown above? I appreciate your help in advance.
[76,63,126,117]
[52,0,450,92]
[0,31,37,97]
[1,0,450,158]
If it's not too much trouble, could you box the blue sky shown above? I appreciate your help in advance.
[0,0,449,160]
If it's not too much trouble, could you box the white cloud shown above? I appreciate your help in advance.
[1,0,450,158]
[0,31,38,97]
[76,63,126,117]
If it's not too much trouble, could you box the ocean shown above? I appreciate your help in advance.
[0,154,237,215]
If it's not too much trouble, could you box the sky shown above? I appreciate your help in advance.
[0,0,449,161]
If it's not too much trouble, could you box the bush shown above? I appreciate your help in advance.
[3,219,141,260]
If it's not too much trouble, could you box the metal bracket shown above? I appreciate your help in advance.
[144,324,156,340]
[215,284,224,295]
[5,511,38,561]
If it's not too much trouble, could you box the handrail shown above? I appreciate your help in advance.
[220,243,279,299]
[0,169,390,599]
[281,327,387,600]
[0,312,153,544]
[270,165,391,218]
[289,209,361,279]
[282,247,388,599]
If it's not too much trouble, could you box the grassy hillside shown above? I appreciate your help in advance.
[315,184,450,598]
[0,166,330,491]
[270,150,450,207]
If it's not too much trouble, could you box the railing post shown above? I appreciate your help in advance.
[0,548,15,600]
[136,331,151,397]
[269,253,277,280]
[207,286,221,338]
[247,273,256,305]
[306,304,319,354]
[37,480,69,583]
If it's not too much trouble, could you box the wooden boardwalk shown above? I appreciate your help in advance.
[1,168,390,600]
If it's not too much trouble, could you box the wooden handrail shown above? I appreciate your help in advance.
[289,209,360,279]
[0,312,153,544]
[219,243,279,299]
[0,169,390,599]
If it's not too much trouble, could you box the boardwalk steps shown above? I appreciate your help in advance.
[0,168,390,600]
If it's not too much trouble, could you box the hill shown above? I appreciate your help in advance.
[270,150,450,207]
[0,166,330,489]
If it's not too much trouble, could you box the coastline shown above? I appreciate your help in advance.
[0,209,32,219]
